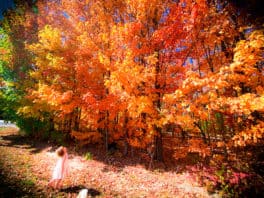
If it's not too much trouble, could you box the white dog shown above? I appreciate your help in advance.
[77,188,88,198]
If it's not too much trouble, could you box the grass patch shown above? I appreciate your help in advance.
[21,179,35,187]
[84,152,93,160]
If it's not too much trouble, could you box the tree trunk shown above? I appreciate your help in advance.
[105,110,109,152]
[154,132,163,161]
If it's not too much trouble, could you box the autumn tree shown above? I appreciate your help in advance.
[24,0,127,146]
[163,0,263,158]
[102,0,185,160]
[0,0,42,133]
[1,0,263,170]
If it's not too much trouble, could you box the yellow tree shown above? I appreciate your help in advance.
[26,0,127,146]
[24,1,89,133]
[0,0,44,133]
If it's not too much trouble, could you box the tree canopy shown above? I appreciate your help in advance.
[0,1,263,195]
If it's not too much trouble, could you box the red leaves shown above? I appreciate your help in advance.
[2,0,263,169]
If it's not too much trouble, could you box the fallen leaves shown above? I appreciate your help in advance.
[0,127,212,197]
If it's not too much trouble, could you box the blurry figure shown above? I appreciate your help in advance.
[48,146,69,189]
[77,188,88,198]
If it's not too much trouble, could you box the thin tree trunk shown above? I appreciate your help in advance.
[154,134,163,161]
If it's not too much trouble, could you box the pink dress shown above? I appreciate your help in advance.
[52,153,68,180]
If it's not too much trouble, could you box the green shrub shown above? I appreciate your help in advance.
[84,152,93,160]
[50,131,66,145]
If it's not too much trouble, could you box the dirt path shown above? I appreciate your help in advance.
[0,126,217,198]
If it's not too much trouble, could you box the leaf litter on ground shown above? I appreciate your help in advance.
[0,127,218,197]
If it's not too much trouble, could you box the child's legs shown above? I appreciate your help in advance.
[55,179,62,189]
[48,179,56,187]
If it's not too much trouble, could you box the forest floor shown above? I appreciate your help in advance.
[0,126,218,198]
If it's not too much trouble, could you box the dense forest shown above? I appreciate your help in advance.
[0,0,263,196]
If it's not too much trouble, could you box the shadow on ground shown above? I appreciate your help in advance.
[0,167,44,198]
[0,132,51,154]
[0,127,194,173]
[61,185,101,197]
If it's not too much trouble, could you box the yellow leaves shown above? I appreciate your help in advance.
[18,106,35,116]
[208,90,217,100]
[233,29,264,66]
[157,114,174,127]
[248,30,264,47]
[163,93,178,105]
[128,138,141,148]
[71,130,102,145]
[29,83,77,116]
[256,86,264,95]
[106,50,156,97]
[128,96,155,118]
[232,121,264,147]
[8,0,264,155]
[61,91,73,104]
[216,93,264,115]
[174,89,184,98]
[217,141,225,148]
[38,25,62,51]
[17,105,44,119]
[174,114,197,131]
[144,52,158,66]
[125,0,163,22]
[98,51,111,68]
[4,81,14,87]
[27,26,67,76]
[46,53,65,69]
[250,95,264,112]
[77,32,97,51]
[163,28,264,140]
[0,35,13,64]
[99,33,109,43]
[188,139,211,157]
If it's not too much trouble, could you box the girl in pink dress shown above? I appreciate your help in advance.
[48,146,69,189]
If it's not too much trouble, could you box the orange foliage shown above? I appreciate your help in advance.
[3,0,263,161]
[71,131,102,145]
